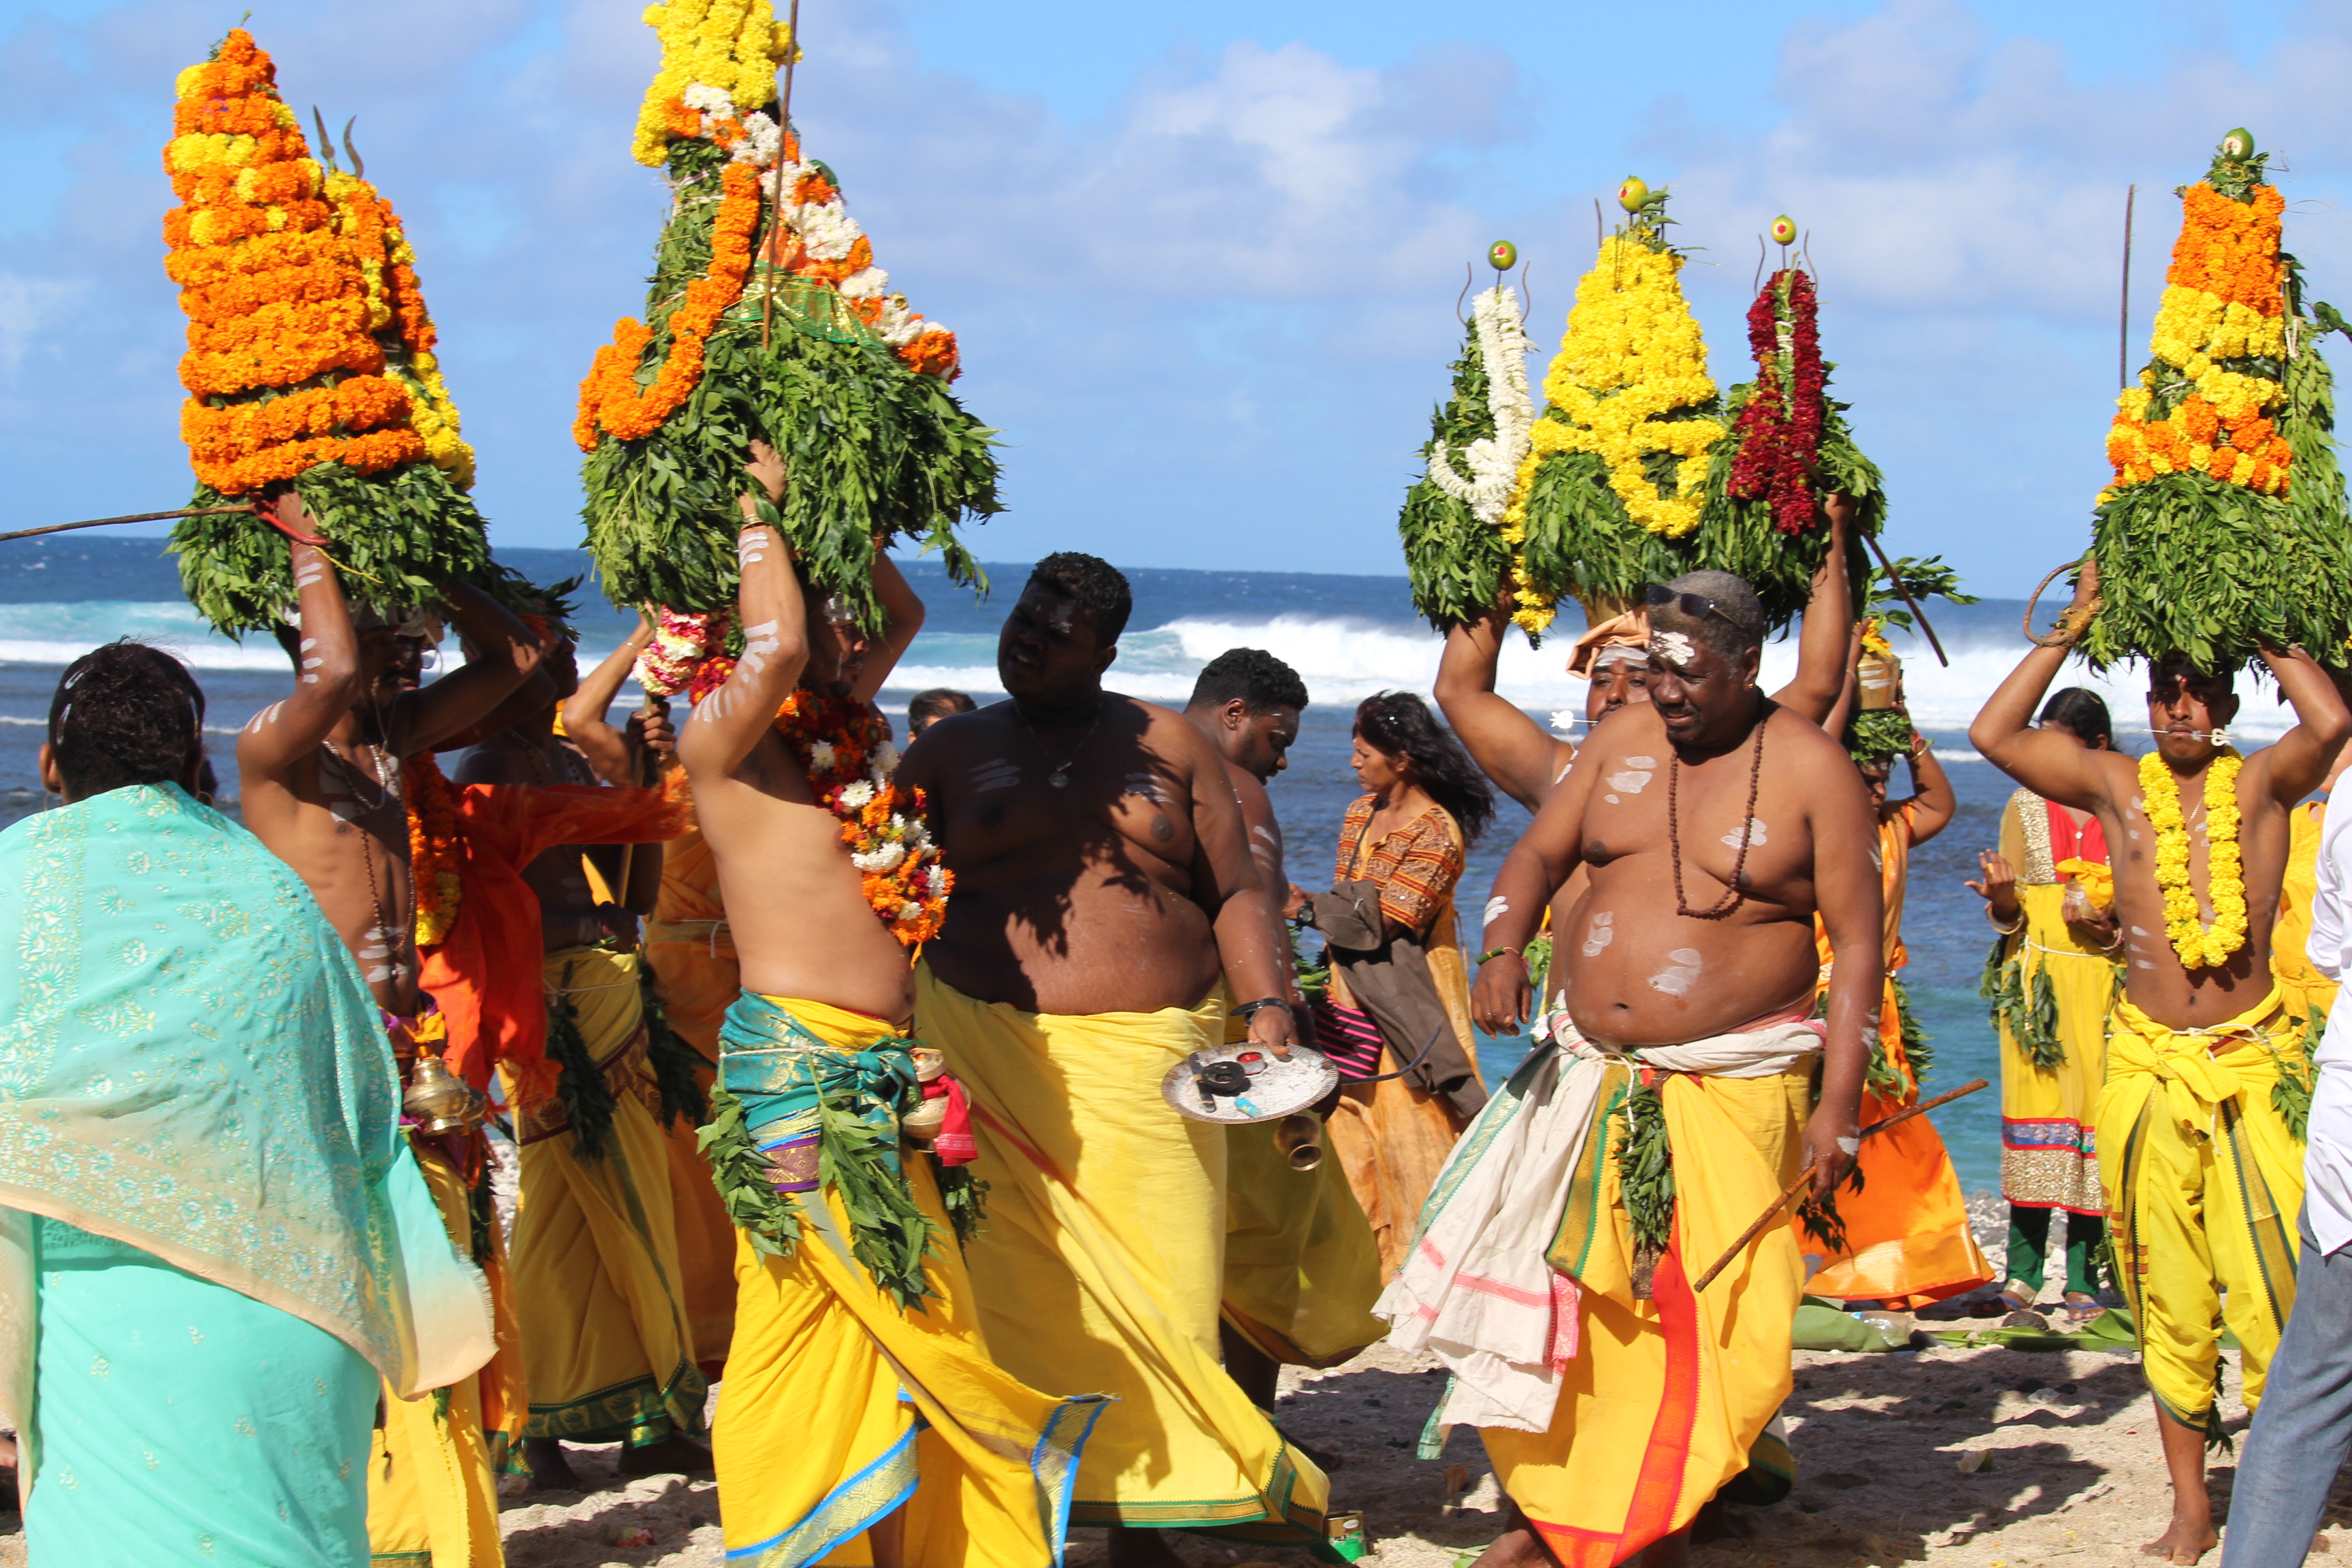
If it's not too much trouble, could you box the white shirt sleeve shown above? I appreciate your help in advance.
[2312,800,2351,981]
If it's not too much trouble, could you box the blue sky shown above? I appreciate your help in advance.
[5,0,2351,597]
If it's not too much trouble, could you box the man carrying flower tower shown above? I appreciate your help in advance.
[1972,561,2348,1565]
[674,442,1107,1567]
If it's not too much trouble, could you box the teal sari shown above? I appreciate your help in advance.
[0,784,493,1545]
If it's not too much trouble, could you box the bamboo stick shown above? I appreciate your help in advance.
[0,506,248,547]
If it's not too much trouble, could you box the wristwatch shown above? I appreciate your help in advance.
[1231,998,1289,1026]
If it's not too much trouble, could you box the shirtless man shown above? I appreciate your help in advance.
[238,492,544,1015]
[1386,569,1882,1568]
[1182,649,1382,1428]
[900,555,1319,1568]
[1972,563,2350,1564]
[1435,496,1857,1012]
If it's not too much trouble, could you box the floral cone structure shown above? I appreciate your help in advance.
[576,0,996,629]
[161,29,490,632]
[1505,190,1726,637]
[2082,131,2352,672]
[1399,281,1533,630]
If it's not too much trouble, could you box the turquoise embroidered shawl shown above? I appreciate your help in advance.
[0,784,491,1434]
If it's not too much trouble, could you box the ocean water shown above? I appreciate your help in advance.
[1,533,2236,1194]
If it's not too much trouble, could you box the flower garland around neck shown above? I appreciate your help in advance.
[404,749,464,948]
[2139,746,2247,968]
[687,667,951,943]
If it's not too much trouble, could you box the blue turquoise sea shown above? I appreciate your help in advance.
[0,534,2259,1194]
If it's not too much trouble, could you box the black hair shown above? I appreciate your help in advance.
[1354,690,1497,845]
[48,642,207,798]
[2039,687,2114,749]
[2151,653,2237,693]
[1652,570,1767,664]
[1028,552,1132,642]
[909,688,977,727]
[1188,648,1309,715]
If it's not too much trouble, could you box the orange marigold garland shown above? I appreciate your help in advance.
[163,29,491,632]
[576,1,995,629]
[406,749,466,948]
[2080,128,2352,672]
[683,675,949,943]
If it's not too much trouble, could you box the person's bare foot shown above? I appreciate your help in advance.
[1106,1524,1188,1567]
[2140,1514,2219,1563]
[617,1432,714,1477]
[523,1438,581,1492]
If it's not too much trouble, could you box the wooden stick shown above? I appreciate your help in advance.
[2120,185,2137,390]
[612,693,670,935]
[0,506,248,546]
[1858,526,1949,668]
[1693,1077,1989,1292]
[758,0,804,353]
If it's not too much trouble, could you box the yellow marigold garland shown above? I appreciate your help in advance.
[2102,183,2291,505]
[633,0,798,167]
[2138,747,2248,968]
[405,749,465,948]
[1516,231,1725,542]
[323,171,475,489]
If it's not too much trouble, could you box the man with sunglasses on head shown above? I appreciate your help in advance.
[1974,562,2350,1566]
[1382,570,1883,1568]
[1431,497,1859,1026]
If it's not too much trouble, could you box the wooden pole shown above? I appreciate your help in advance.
[1692,1078,1989,1292]
[2121,185,2137,389]
[758,0,805,353]
[1857,526,1950,668]
[0,506,249,547]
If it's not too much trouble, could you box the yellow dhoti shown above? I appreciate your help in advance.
[1382,1018,1818,1565]
[914,964,1330,1545]
[1222,1120,1385,1370]
[2099,990,2308,1426]
[368,1132,517,1566]
[713,993,1105,1567]
[510,946,704,1446]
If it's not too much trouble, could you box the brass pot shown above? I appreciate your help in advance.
[909,1049,948,1083]
[1857,650,1901,712]
[403,1053,487,1136]
[1272,1112,1323,1172]
[901,1094,948,1150]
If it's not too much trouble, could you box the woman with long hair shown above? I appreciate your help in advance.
[1967,687,2121,1322]
[1288,691,1497,1271]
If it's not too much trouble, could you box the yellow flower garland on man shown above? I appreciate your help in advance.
[2138,747,2249,967]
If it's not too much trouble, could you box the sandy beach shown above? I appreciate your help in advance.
[29,1197,2291,1568]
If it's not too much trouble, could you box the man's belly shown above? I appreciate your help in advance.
[1557,912,1818,1047]
[926,882,1222,1017]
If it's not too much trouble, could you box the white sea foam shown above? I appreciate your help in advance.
[0,600,2300,742]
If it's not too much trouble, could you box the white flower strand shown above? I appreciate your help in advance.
[1426,284,1535,526]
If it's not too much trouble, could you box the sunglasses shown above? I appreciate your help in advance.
[1645,584,1760,636]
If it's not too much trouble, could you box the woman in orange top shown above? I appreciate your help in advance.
[1288,691,1495,1271]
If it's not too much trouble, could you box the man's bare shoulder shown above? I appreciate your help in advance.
[1578,702,1669,756]
[1765,703,1855,765]
[455,740,530,785]
[1223,758,1273,827]
[1123,693,1219,779]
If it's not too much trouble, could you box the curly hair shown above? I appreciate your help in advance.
[1188,647,1309,714]
[48,642,207,799]
[1354,690,1496,844]
[1028,552,1132,642]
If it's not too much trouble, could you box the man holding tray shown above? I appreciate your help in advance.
[1973,561,2349,1565]
[1398,569,1883,1568]
[900,555,1325,1568]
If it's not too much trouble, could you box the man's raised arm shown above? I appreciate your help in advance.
[390,579,545,755]
[563,615,661,786]
[1968,565,2110,811]
[238,500,359,789]
[2252,643,2352,805]
[679,441,807,777]
[849,549,926,705]
[1468,713,1608,1034]
[1433,593,1567,811]
[1897,728,1957,845]
[1769,493,1855,725]
[1183,723,1298,1051]
[1806,759,1886,1194]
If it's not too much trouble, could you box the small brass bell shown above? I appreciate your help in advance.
[404,1053,487,1136]
[901,1049,950,1149]
[1272,1112,1324,1172]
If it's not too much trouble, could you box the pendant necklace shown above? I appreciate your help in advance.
[1017,700,1102,789]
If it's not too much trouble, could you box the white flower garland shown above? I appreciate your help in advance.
[1426,284,1534,527]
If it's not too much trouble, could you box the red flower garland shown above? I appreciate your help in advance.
[1728,267,1827,535]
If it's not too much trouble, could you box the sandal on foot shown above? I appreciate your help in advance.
[1971,1281,2034,1318]
[2060,1292,2101,1325]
